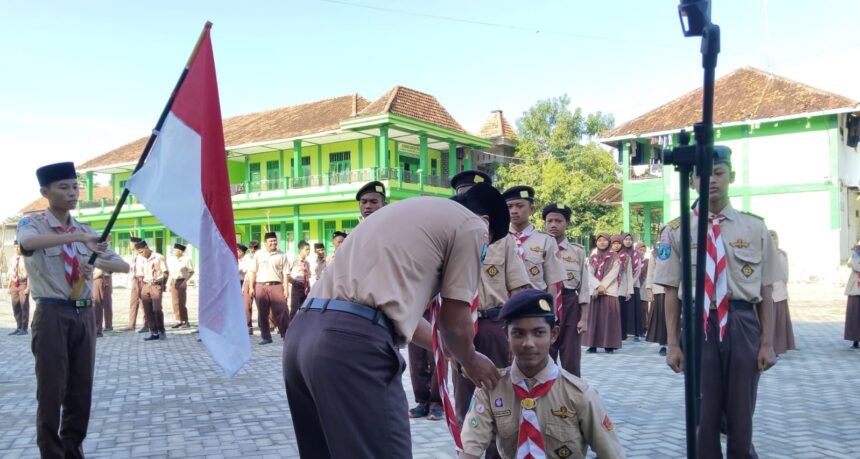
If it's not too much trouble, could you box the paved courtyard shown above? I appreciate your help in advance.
[1,282,858,458]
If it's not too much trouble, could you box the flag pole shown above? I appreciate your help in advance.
[70,21,213,300]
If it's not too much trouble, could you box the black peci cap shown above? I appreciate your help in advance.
[501,185,535,203]
[450,170,492,191]
[36,162,77,187]
[499,288,556,322]
[173,243,187,252]
[264,232,277,240]
[356,181,386,201]
[134,240,148,250]
[449,182,509,244]
[542,203,571,222]
[237,243,248,252]
[332,231,347,239]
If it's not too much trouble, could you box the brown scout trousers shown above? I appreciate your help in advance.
[254,283,288,340]
[283,308,411,458]
[128,277,149,330]
[170,279,188,323]
[698,305,761,459]
[407,309,441,408]
[93,276,112,333]
[550,289,583,377]
[10,279,30,330]
[242,279,254,331]
[141,283,166,333]
[31,302,96,459]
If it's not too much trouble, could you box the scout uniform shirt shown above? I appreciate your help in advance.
[8,253,28,284]
[460,359,625,459]
[311,257,326,285]
[286,255,309,284]
[511,225,566,291]
[644,256,665,295]
[16,211,124,300]
[167,255,194,283]
[239,253,255,282]
[309,197,485,342]
[143,252,168,284]
[558,239,591,305]
[479,236,531,310]
[844,249,860,296]
[653,203,784,303]
[586,251,624,297]
[771,249,789,303]
[251,249,288,283]
[615,255,635,299]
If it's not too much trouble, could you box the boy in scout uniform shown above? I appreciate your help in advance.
[325,231,346,266]
[92,265,113,338]
[459,289,625,459]
[286,240,311,319]
[654,146,783,459]
[17,162,129,458]
[450,171,531,457]
[543,203,590,376]
[168,243,194,328]
[127,236,150,333]
[311,242,327,286]
[136,240,169,341]
[356,180,386,220]
[284,183,509,459]
[240,241,258,335]
[248,232,289,344]
[7,240,30,335]
[503,186,565,298]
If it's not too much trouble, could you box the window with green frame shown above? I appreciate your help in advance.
[290,156,311,176]
[342,219,359,233]
[329,151,351,184]
[265,160,280,190]
[249,163,262,192]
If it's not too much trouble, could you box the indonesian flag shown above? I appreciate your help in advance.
[126,25,251,376]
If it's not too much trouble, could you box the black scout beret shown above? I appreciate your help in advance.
[502,185,535,203]
[449,182,509,244]
[542,203,571,221]
[356,181,386,201]
[499,288,556,322]
[450,170,492,190]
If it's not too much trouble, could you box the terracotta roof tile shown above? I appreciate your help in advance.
[604,67,859,138]
[79,94,370,170]
[19,186,113,215]
[478,110,517,140]
[358,86,466,133]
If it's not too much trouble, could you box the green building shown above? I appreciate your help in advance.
[600,67,860,283]
[71,86,514,257]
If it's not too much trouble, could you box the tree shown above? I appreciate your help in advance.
[497,96,622,242]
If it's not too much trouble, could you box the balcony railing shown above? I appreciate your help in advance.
[226,167,447,197]
[629,163,663,181]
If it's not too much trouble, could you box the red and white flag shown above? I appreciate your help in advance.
[127,26,250,376]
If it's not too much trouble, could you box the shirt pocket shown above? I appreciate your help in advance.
[75,241,93,265]
[544,420,585,458]
[732,248,762,283]
[524,250,544,277]
[496,415,520,442]
[43,245,66,276]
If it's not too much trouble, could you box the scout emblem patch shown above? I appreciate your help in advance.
[602,414,614,431]
[520,190,529,198]
[476,404,485,414]
[474,175,484,183]
[551,406,577,418]
[563,256,574,262]
[529,266,540,276]
[486,265,499,277]
[521,397,536,410]
[567,271,574,280]
[374,185,383,192]
[729,239,750,248]
[18,217,30,227]
[742,264,754,278]
[558,204,566,210]
[556,446,573,458]
[530,246,544,253]
[469,417,478,427]
[658,244,671,260]
[538,299,551,312]
[493,409,511,417]
[494,398,503,408]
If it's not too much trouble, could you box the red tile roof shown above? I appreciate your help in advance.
[604,67,859,138]
[19,186,113,214]
[358,86,466,133]
[478,110,517,140]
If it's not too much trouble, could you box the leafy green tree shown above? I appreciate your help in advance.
[497,96,622,242]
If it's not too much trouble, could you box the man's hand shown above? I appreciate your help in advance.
[596,285,606,295]
[757,345,776,372]
[79,263,94,279]
[78,234,102,252]
[249,287,255,298]
[460,352,500,391]
[577,319,587,335]
[666,345,684,373]
[647,289,654,302]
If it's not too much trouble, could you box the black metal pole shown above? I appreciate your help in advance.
[678,163,697,459]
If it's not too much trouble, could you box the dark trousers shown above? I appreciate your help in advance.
[242,279,254,331]
[141,283,166,334]
[128,277,149,329]
[283,309,410,459]
[620,292,643,339]
[31,303,96,459]
[255,283,288,340]
[170,279,188,323]
[699,307,761,459]
[93,277,112,333]
[10,280,30,330]
[407,309,441,407]
[550,290,582,376]
[289,281,308,320]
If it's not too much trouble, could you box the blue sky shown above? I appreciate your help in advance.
[2,0,859,218]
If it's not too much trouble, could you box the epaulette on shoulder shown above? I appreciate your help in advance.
[559,368,589,392]
[668,217,681,230]
[740,211,765,221]
[571,242,585,249]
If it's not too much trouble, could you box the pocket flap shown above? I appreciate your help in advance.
[733,248,761,263]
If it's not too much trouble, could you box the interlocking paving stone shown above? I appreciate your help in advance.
[1,283,857,457]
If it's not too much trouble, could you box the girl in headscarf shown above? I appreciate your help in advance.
[844,240,860,349]
[583,233,624,354]
[645,244,668,355]
[618,233,643,341]
[769,230,795,356]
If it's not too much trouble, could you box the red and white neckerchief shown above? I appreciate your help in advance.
[695,207,729,341]
[429,296,465,452]
[469,293,479,334]
[632,250,641,273]
[301,260,310,295]
[511,226,536,260]
[616,251,627,285]
[590,252,614,281]
[150,253,158,282]
[555,244,564,322]
[11,256,20,288]
[51,225,79,287]
[513,362,559,459]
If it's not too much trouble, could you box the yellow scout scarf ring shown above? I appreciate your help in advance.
[512,364,559,458]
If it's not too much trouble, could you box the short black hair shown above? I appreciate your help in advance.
[298,240,310,250]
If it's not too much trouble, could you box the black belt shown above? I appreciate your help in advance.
[259,281,282,286]
[561,288,578,295]
[37,298,92,308]
[710,300,754,311]
[301,298,394,335]
[144,280,164,286]
[477,306,502,319]
[290,279,307,286]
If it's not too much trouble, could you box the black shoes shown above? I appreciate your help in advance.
[605,348,615,354]
[171,323,183,329]
[144,334,160,341]
[258,338,273,345]
[853,341,859,349]
[659,346,667,356]
[586,347,597,354]
[137,327,150,334]
[8,329,20,336]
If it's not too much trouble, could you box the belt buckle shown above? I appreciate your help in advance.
[710,300,717,310]
[74,300,88,308]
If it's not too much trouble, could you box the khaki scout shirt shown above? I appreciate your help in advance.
[653,203,785,303]
[142,252,168,284]
[286,255,309,283]
[460,359,625,459]
[239,253,255,281]
[586,252,624,297]
[16,211,124,300]
[312,256,326,284]
[510,225,566,291]
[8,255,28,282]
[645,256,665,295]
[615,253,635,298]
[479,236,531,310]
[310,197,486,342]
[251,249,288,283]
[131,253,146,277]
[167,255,194,282]
[771,250,789,303]
[844,250,860,296]
[558,239,590,305]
